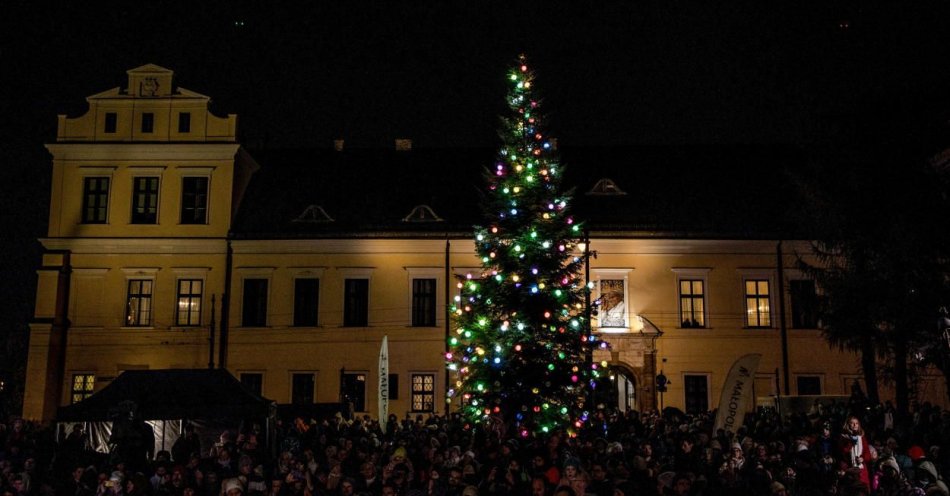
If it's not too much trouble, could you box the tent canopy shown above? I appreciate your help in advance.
[58,369,273,421]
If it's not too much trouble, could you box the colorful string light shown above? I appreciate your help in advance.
[446,55,600,436]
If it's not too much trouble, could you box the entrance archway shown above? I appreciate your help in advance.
[593,364,639,412]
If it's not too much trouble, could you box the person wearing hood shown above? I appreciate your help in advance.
[718,442,750,490]
[914,459,949,496]
[872,456,921,495]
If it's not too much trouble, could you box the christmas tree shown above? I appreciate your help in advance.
[447,55,602,437]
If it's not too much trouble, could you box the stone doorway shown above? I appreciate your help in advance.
[593,363,640,412]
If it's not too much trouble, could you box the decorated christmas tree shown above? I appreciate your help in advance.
[447,55,603,437]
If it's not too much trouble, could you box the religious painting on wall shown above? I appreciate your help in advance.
[598,279,627,328]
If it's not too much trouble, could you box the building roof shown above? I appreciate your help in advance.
[231,145,809,240]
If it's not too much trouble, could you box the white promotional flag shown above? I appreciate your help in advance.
[378,336,389,422]
[713,353,762,434]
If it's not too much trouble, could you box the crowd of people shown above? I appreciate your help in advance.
[1,397,949,496]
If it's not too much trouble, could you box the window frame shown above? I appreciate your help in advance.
[125,278,154,327]
[104,112,117,133]
[738,270,775,329]
[672,268,710,329]
[240,372,264,396]
[130,175,161,224]
[141,112,155,133]
[290,372,316,405]
[293,277,321,327]
[682,373,710,414]
[241,277,270,327]
[411,373,436,413]
[341,269,372,327]
[180,176,210,225]
[341,372,368,413]
[388,373,400,400]
[81,176,111,224]
[592,269,632,332]
[744,279,772,328]
[178,112,191,133]
[407,268,441,327]
[70,373,95,404]
[175,278,203,327]
[795,374,823,395]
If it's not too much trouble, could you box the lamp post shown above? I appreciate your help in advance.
[581,232,595,410]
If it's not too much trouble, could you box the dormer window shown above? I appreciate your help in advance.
[293,205,334,223]
[403,205,443,222]
[587,178,627,196]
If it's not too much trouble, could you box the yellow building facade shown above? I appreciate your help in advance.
[24,65,946,422]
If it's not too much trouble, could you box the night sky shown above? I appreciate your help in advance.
[2,2,950,384]
[5,1,950,149]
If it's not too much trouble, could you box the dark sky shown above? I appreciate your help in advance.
[1,2,950,254]
[5,1,950,150]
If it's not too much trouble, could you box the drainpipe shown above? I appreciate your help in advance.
[444,236,451,414]
[208,294,216,370]
[219,239,233,369]
[583,231,593,409]
[44,250,71,421]
[777,241,790,395]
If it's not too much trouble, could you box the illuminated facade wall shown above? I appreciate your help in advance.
[24,66,946,421]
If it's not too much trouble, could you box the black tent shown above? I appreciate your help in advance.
[58,369,272,421]
[56,369,275,457]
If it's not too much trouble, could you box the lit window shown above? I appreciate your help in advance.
[71,374,95,403]
[411,374,435,412]
[679,280,705,328]
[176,279,202,326]
[126,279,153,326]
[745,279,771,327]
